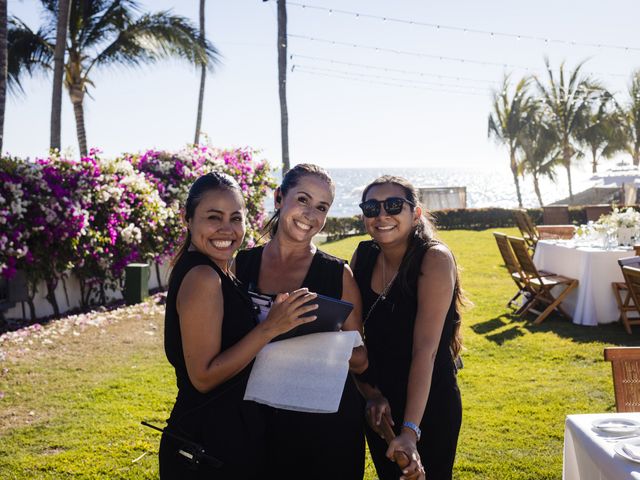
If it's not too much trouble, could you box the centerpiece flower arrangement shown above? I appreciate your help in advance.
[595,207,640,245]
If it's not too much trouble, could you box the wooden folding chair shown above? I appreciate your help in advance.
[513,210,538,250]
[507,236,578,324]
[493,232,529,309]
[604,347,640,412]
[614,264,640,334]
[612,257,640,334]
[542,205,570,225]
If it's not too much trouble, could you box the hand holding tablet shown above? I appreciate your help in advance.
[249,290,354,342]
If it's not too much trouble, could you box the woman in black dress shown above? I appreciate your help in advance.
[351,175,463,480]
[160,172,318,479]
[234,164,368,480]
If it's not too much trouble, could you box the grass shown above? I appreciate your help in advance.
[0,228,636,479]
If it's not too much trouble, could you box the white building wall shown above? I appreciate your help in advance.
[3,261,171,320]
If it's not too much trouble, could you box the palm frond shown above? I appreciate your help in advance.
[8,17,54,94]
[90,11,220,74]
[79,0,141,50]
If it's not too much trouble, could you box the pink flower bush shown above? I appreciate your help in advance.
[0,145,275,319]
[129,145,275,254]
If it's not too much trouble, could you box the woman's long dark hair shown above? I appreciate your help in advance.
[169,172,243,283]
[262,163,335,239]
[362,175,465,358]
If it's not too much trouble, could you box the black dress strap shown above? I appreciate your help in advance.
[353,240,378,287]
[234,246,264,291]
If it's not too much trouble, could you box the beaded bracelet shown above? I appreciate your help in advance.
[402,421,422,441]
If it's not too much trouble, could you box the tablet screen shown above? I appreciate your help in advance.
[248,291,354,342]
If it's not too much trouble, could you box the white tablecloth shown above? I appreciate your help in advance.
[564,413,640,480]
[533,241,633,326]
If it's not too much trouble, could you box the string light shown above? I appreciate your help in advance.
[289,54,498,83]
[287,34,629,79]
[291,64,490,92]
[292,67,489,97]
[288,34,530,70]
[280,0,640,52]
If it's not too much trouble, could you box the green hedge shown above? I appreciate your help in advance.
[322,206,610,238]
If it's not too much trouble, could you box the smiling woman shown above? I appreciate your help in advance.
[160,172,318,479]
[351,175,464,480]
[233,163,369,479]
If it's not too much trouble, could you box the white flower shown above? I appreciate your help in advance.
[120,223,142,244]
[597,207,640,229]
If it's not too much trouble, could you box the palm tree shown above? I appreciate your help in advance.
[277,0,289,173]
[193,0,206,145]
[50,0,71,151]
[622,71,640,166]
[575,92,626,173]
[534,59,603,203]
[9,0,219,157]
[488,75,532,208]
[518,106,561,207]
[0,0,7,154]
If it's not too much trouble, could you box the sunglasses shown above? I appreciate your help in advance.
[359,197,415,218]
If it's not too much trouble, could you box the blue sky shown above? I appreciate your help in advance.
[6,0,640,171]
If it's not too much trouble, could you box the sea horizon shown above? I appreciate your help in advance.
[272,165,598,217]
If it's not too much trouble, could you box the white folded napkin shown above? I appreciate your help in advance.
[244,330,363,413]
[623,443,640,460]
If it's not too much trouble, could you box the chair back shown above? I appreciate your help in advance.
[542,205,570,225]
[585,204,613,223]
[618,256,640,268]
[623,266,640,311]
[508,236,540,279]
[513,210,538,246]
[493,232,521,275]
[604,347,640,412]
[513,210,529,234]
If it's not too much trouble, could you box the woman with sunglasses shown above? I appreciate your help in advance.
[351,175,463,480]
[233,164,368,479]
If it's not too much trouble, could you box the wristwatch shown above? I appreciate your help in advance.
[402,421,421,441]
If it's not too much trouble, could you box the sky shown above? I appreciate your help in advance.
[6,0,640,172]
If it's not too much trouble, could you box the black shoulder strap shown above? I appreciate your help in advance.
[352,241,377,286]
[234,246,262,291]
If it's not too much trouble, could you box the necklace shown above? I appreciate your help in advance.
[364,253,398,324]
[380,254,396,300]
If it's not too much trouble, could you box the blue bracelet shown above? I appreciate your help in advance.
[402,421,421,441]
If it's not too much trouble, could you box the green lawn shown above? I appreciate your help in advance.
[0,228,635,479]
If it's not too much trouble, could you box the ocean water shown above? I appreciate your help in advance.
[274,166,595,218]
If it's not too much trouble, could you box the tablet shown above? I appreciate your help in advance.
[248,291,354,342]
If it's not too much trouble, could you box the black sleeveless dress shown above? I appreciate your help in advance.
[160,250,267,479]
[235,246,365,480]
[353,240,462,480]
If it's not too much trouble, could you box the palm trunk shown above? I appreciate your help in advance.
[591,147,598,174]
[0,0,7,154]
[50,0,71,151]
[510,149,523,208]
[69,86,88,157]
[277,0,290,174]
[532,173,544,207]
[194,0,206,145]
[564,143,574,203]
